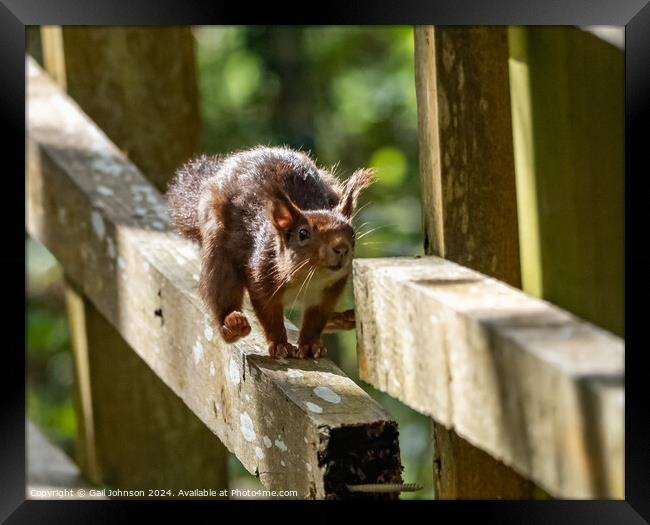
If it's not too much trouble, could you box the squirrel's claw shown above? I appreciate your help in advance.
[268,341,297,358]
[296,341,326,359]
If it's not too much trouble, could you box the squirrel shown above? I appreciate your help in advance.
[166,146,375,359]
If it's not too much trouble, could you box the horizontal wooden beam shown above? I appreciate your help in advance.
[353,256,623,498]
[26,57,402,499]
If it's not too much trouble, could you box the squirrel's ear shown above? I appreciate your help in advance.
[337,168,376,218]
[269,188,302,232]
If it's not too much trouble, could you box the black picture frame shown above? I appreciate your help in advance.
[6,1,648,522]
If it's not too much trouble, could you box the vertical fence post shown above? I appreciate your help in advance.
[414,25,539,499]
[508,26,624,337]
[40,26,229,495]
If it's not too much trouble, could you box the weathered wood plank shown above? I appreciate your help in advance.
[353,256,624,498]
[64,282,101,484]
[26,57,402,499]
[38,26,229,495]
[414,25,533,498]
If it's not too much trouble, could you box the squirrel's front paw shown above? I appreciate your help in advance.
[268,341,297,359]
[221,311,251,342]
[296,341,326,359]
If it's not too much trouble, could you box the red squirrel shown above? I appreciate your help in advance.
[166,146,374,359]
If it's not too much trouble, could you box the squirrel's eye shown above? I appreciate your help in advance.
[298,228,310,242]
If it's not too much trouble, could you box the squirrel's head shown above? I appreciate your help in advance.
[268,168,375,279]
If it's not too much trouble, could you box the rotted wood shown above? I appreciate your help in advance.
[26,57,403,499]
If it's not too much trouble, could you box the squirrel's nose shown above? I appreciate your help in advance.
[332,242,350,257]
[329,241,351,267]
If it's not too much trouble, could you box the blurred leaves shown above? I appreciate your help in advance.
[27,239,76,455]
[223,51,264,108]
[28,386,76,454]
[27,307,68,354]
[370,146,408,188]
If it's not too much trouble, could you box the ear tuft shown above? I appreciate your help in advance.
[337,168,376,218]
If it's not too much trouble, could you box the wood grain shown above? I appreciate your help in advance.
[41,26,200,193]
[415,26,520,287]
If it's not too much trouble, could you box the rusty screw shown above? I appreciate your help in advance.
[346,483,423,493]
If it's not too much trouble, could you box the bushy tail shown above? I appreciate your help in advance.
[166,154,219,242]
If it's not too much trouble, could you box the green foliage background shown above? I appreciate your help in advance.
[27,26,433,498]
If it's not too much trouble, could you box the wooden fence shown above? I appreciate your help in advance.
[26,25,623,499]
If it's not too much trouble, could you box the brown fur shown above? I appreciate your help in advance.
[166,146,374,358]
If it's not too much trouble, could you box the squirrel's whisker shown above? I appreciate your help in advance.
[265,259,311,307]
[295,267,318,317]
[350,201,371,221]
[302,266,317,301]
[353,221,371,233]
[356,225,392,240]
[288,265,315,315]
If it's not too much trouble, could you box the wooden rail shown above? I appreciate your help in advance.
[353,256,624,498]
[26,56,402,499]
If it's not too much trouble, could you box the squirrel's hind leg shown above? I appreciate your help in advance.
[199,227,251,343]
